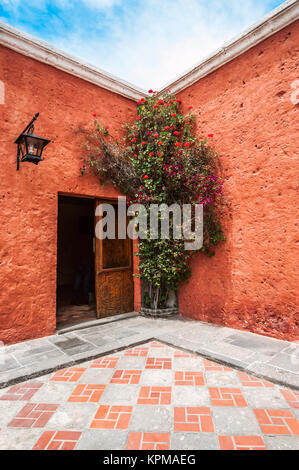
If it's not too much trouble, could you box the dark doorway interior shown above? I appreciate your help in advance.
[56,195,96,328]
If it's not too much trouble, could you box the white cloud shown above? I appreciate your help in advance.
[54,0,278,89]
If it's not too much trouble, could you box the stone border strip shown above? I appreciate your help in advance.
[0,336,298,392]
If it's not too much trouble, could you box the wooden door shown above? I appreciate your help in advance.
[94,200,134,318]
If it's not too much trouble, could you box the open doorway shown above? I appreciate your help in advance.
[56,195,96,328]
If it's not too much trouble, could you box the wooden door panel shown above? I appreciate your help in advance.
[95,200,134,318]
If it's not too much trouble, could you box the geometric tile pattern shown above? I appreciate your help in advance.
[90,357,119,368]
[137,387,171,405]
[280,389,299,409]
[68,384,106,403]
[126,432,170,450]
[32,430,82,450]
[90,405,133,429]
[219,435,266,450]
[175,371,204,386]
[50,367,86,382]
[8,403,59,428]
[110,370,141,384]
[253,409,299,435]
[0,340,298,450]
[0,382,43,401]
[145,357,172,369]
[209,387,247,407]
[238,372,274,388]
[124,347,148,357]
[174,407,214,432]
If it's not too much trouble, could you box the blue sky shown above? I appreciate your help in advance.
[0,0,285,90]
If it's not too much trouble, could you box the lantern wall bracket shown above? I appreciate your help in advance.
[15,113,50,171]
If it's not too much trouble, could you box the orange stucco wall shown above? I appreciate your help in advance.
[0,45,140,344]
[177,21,298,341]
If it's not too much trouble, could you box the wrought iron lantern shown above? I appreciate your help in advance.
[15,113,50,170]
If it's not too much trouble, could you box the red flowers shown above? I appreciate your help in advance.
[92,113,97,117]
[175,142,181,147]
[171,113,177,117]
[176,99,182,104]
[137,98,146,105]
[142,141,147,146]
[148,89,154,93]
[153,104,159,108]
[208,134,214,138]
[173,131,180,136]
[188,106,193,110]
[184,142,191,147]
[157,152,163,156]
[149,152,154,156]
[153,133,159,138]
[164,126,170,130]
[131,138,136,143]
[143,175,149,179]
[158,99,164,104]
[158,141,163,145]
[136,115,141,120]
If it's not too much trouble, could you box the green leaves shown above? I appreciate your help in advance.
[81,92,229,308]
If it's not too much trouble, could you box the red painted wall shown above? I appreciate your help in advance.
[0,21,298,345]
[177,22,299,341]
[0,45,140,344]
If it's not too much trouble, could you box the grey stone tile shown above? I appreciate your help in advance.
[99,384,140,405]
[172,386,210,406]
[0,428,42,450]
[0,356,21,373]
[49,336,95,356]
[264,436,299,450]
[204,371,242,387]
[172,357,204,371]
[171,432,219,450]
[246,362,299,389]
[116,356,147,369]
[14,343,56,359]
[76,429,129,450]
[32,382,75,403]
[129,405,172,432]
[105,328,139,341]
[267,352,299,373]
[224,333,288,357]
[46,403,98,430]
[13,348,66,366]
[77,367,114,384]
[75,334,110,348]
[0,401,25,428]
[212,407,261,435]
[140,370,173,386]
[242,387,291,409]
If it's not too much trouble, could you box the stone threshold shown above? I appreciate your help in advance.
[0,335,298,392]
[56,311,138,335]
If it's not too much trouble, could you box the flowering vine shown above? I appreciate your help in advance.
[80,91,230,309]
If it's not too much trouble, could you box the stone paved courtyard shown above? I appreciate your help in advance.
[0,340,298,450]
